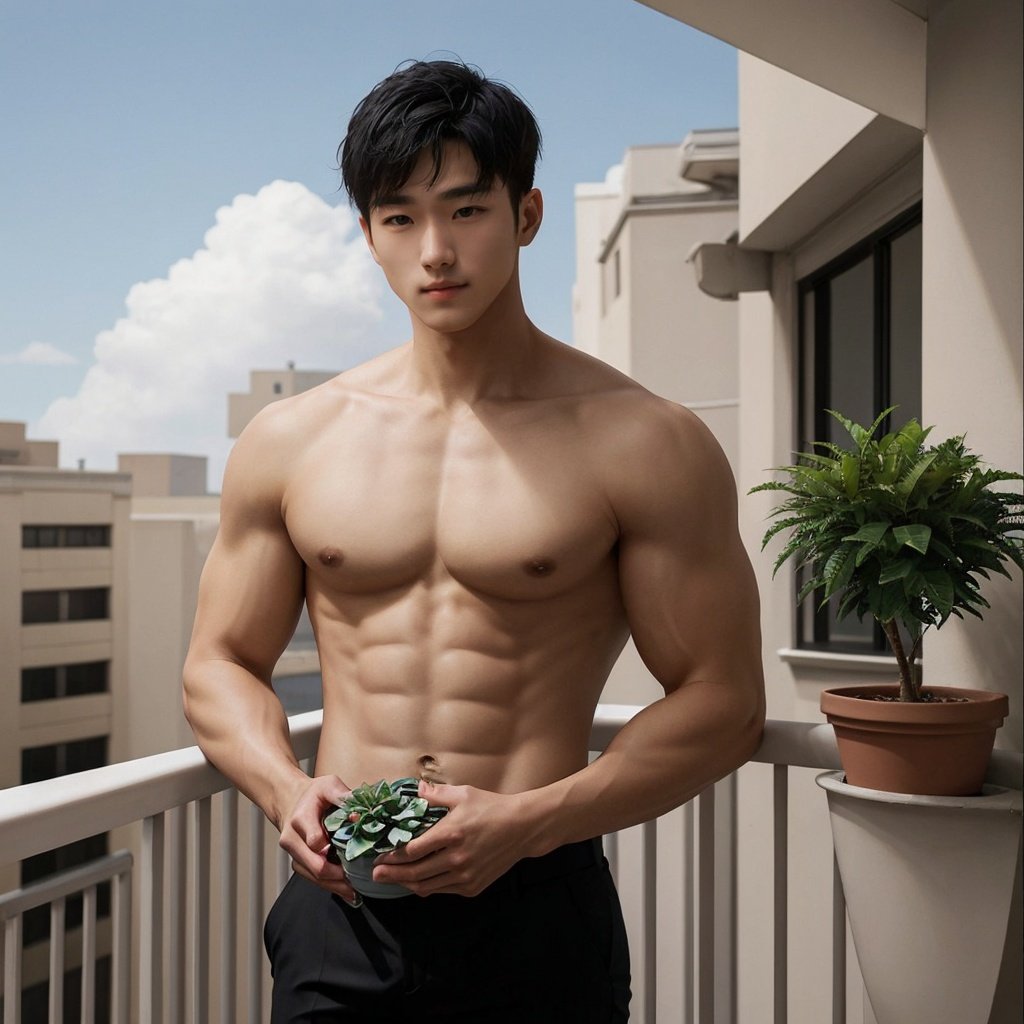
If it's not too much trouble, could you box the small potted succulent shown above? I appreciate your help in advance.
[752,407,1022,794]
[324,777,448,899]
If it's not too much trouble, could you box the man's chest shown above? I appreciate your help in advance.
[283,408,618,600]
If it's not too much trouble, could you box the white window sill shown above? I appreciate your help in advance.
[776,647,911,675]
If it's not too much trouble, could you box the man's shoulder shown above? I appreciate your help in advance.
[239,346,407,444]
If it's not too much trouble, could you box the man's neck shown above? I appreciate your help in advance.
[405,281,542,411]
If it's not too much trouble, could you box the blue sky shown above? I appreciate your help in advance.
[0,0,736,480]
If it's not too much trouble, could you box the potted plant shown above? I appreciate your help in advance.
[324,777,448,899]
[752,407,1022,794]
[752,408,1023,1024]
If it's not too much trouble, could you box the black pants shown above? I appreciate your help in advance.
[264,838,631,1022]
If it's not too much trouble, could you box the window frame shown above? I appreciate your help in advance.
[795,202,923,653]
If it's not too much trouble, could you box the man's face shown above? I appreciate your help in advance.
[359,142,541,334]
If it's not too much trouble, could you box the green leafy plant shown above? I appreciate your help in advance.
[324,778,448,863]
[751,408,1024,701]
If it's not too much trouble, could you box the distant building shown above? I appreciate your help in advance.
[574,130,740,471]
[227,364,336,438]
[0,424,131,1004]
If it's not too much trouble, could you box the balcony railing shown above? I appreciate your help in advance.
[1,707,1020,1024]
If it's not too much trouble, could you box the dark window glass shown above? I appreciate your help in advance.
[21,662,109,702]
[22,590,61,624]
[21,666,59,701]
[83,525,109,547]
[66,588,109,621]
[21,736,107,783]
[798,204,922,653]
[64,661,109,697]
[21,744,59,784]
[20,524,111,548]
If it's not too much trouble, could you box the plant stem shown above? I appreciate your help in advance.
[881,619,918,701]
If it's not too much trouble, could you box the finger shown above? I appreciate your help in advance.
[418,780,457,806]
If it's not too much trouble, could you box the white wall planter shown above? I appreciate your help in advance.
[817,771,1022,1024]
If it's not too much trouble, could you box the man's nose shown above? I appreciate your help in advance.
[420,221,455,269]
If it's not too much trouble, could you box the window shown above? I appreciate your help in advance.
[21,587,110,624]
[20,737,110,946]
[21,661,109,702]
[797,205,922,653]
[22,524,111,548]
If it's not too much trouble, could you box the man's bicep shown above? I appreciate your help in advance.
[190,521,305,681]
[619,525,761,699]
[611,408,762,698]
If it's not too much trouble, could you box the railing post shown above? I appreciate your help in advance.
[3,915,22,1024]
[81,884,97,1024]
[192,796,212,1023]
[220,788,239,1023]
[247,801,265,1024]
[642,819,658,1024]
[113,864,132,1024]
[698,786,716,1023]
[166,805,186,1024]
[141,813,165,1024]
[682,800,695,1024]
[773,764,788,1024]
[50,897,66,1023]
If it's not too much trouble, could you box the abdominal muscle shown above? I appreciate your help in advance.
[309,564,629,796]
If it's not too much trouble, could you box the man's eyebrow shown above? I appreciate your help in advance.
[372,182,491,209]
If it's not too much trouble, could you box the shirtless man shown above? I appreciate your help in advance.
[183,60,764,1023]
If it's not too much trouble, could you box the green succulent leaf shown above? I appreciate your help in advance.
[344,836,377,861]
[387,827,414,847]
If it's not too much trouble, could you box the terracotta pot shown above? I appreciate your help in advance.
[820,685,1008,795]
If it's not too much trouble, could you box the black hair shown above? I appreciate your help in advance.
[339,60,542,220]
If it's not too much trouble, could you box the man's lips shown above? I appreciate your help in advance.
[421,282,466,297]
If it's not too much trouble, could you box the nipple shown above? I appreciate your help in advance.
[524,557,556,577]
[318,547,344,568]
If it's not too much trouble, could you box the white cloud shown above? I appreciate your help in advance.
[1,341,79,366]
[35,181,384,489]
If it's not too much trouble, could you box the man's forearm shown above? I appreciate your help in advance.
[183,658,309,829]
[522,679,764,856]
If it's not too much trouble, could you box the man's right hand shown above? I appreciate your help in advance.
[278,774,362,906]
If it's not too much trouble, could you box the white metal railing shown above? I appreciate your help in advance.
[0,708,1020,1023]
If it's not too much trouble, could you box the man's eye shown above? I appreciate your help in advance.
[454,206,482,219]
[383,214,412,227]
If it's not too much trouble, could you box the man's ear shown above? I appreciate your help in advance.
[359,215,380,264]
[517,189,543,247]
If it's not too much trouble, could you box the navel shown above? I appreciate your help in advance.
[318,546,344,568]
[418,754,444,782]
[524,557,557,578]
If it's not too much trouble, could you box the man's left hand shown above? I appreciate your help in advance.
[371,781,533,897]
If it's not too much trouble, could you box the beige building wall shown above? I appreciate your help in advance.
[0,421,58,468]
[117,453,208,498]
[0,464,131,901]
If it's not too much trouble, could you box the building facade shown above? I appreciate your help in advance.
[592,2,1022,1021]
